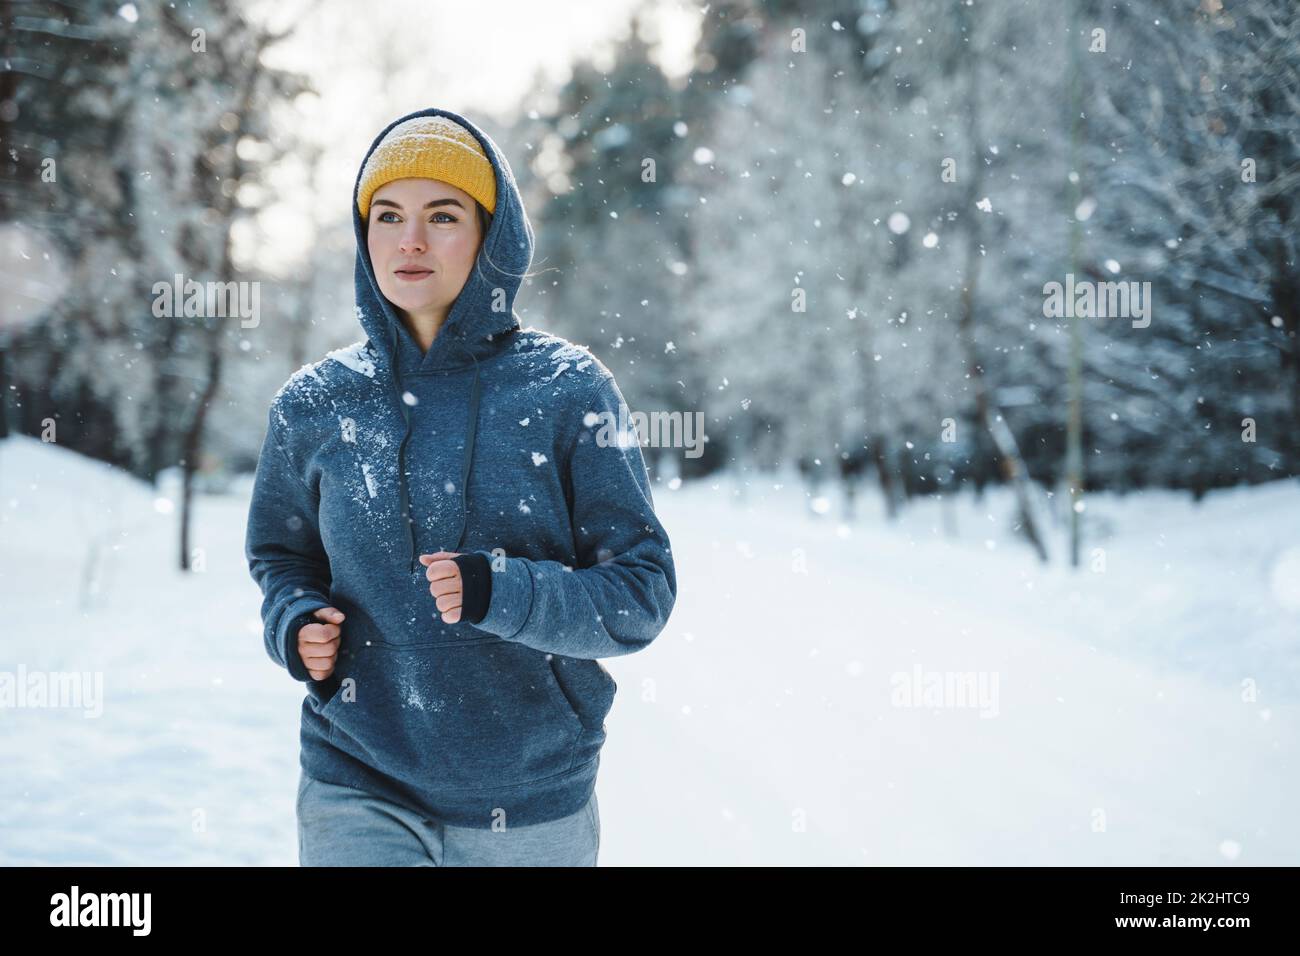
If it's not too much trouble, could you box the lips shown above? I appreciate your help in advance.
[395,267,433,281]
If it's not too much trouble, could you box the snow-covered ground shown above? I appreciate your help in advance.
[2,433,1297,865]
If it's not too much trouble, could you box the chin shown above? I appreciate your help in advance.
[382,287,440,313]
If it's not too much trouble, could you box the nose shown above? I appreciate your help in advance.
[398,227,427,255]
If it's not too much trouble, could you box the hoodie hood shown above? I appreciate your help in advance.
[352,106,534,376]
[351,107,535,572]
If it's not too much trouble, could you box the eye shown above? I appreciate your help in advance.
[375,211,456,223]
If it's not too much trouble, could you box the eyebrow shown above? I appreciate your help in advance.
[371,198,466,212]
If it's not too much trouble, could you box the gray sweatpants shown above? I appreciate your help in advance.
[295,769,600,866]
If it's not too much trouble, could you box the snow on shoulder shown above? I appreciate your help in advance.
[325,340,378,378]
[268,353,342,433]
[271,338,379,423]
[512,327,605,390]
[272,359,325,403]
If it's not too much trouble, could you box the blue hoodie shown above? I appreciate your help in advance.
[244,107,677,829]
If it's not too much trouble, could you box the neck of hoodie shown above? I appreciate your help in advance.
[377,268,519,377]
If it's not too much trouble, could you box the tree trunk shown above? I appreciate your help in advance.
[955,2,1049,563]
[872,438,898,521]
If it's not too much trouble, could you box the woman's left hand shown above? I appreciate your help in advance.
[420,550,465,623]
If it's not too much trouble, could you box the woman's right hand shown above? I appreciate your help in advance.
[297,607,345,680]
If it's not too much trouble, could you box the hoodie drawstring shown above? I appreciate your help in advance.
[450,334,482,560]
[390,320,484,575]
[389,320,417,574]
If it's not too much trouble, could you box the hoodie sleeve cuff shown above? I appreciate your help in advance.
[452,551,492,625]
[279,597,330,683]
[469,551,534,641]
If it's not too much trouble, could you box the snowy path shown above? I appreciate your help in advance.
[2,435,1296,865]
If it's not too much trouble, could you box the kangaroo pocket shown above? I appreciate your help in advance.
[321,637,588,792]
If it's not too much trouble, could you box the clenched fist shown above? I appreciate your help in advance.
[297,606,345,680]
[420,550,466,624]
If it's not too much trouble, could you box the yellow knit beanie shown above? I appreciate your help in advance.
[356,114,497,220]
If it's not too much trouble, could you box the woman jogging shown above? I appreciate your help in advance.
[244,107,677,866]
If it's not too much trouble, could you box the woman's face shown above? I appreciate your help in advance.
[366,177,484,325]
